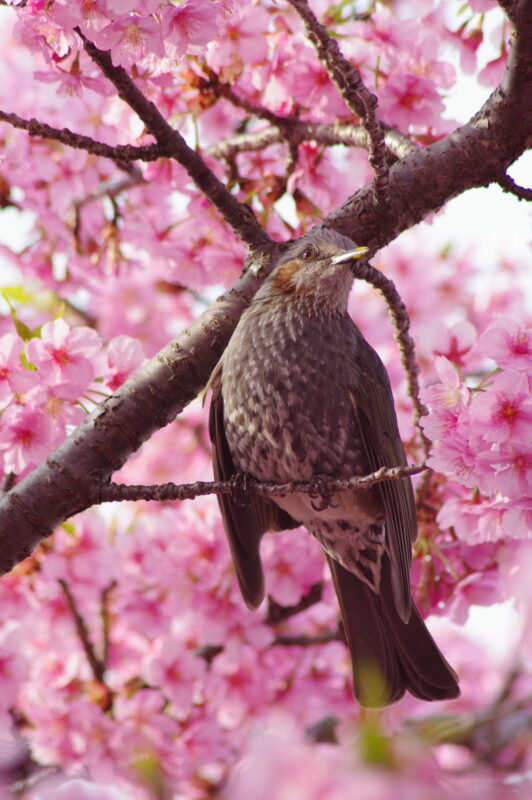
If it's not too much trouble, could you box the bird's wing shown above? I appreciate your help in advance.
[347,322,417,623]
[209,364,298,610]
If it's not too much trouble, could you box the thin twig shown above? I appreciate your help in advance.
[0,109,167,161]
[352,259,431,458]
[286,0,390,208]
[207,121,416,163]
[100,580,117,669]
[496,173,532,201]
[266,582,323,625]
[200,66,290,127]
[95,463,426,505]
[59,578,105,682]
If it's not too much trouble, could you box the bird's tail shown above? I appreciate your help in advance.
[327,554,460,707]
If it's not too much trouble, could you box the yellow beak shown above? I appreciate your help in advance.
[330,246,369,264]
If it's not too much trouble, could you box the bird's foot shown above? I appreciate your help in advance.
[308,475,339,512]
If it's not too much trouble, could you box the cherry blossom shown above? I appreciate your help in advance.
[469,371,532,443]
[161,0,223,60]
[26,319,104,400]
[0,332,35,406]
[104,335,146,391]
[91,15,165,69]
[378,70,447,130]
[0,403,57,473]
[478,317,532,372]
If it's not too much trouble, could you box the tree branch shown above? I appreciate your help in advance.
[59,578,105,683]
[287,0,391,208]
[0,106,414,168]
[272,629,341,647]
[92,464,426,505]
[266,582,323,625]
[206,121,418,163]
[78,31,270,249]
[0,108,166,162]
[351,261,431,457]
[496,172,532,200]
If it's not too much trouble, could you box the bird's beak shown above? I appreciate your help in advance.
[330,246,369,264]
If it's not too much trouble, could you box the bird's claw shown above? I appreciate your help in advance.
[308,475,338,512]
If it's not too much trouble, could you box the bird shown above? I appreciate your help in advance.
[208,227,460,707]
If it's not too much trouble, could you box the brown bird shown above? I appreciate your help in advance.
[209,228,459,707]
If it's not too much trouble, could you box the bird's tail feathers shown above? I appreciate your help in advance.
[328,554,460,707]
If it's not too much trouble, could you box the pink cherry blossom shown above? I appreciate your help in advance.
[469,371,532,443]
[161,0,223,59]
[34,64,110,97]
[477,441,532,499]
[262,529,323,607]
[378,71,446,130]
[420,356,470,443]
[479,51,507,87]
[207,4,269,71]
[0,403,57,473]
[26,319,104,400]
[286,142,350,214]
[143,636,207,717]
[0,332,35,406]
[424,320,477,367]
[104,335,145,391]
[92,15,165,68]
[0,626,29,710]
[478,317,532,371]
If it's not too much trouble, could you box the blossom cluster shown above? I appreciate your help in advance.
[0,321,145,476]
[422,317,532,543]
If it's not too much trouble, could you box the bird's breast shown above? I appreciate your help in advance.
[221,306,369,484]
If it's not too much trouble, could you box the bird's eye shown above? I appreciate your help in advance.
[300,246,314,261]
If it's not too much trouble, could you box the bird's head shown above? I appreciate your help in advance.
[260,228,369,315]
